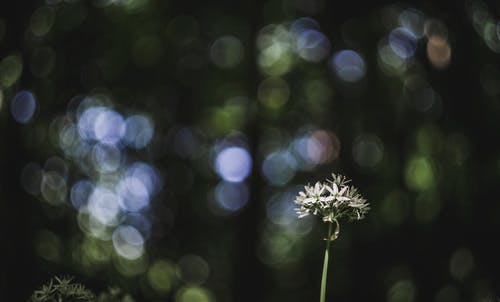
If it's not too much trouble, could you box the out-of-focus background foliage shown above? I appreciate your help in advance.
[1,0,500,301]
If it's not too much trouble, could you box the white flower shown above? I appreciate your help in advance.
[294,173,369,223]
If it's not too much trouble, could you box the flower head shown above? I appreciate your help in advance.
[294,173,369,223]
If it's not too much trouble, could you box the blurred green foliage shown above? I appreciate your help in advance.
[1,0,500,301]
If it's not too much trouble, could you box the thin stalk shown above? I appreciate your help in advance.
[320,223,333,302]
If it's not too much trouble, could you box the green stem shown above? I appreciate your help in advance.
[320,223,333,302]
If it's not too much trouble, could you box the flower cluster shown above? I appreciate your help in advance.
[294,173,369,223]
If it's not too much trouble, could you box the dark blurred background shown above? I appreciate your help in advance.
[1,0,500,301]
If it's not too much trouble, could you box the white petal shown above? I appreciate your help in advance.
[304,197,316,204]
[337,196,351,201]
[338,186,348,195]
[314,182,324,194]
[305,186,314,195]
[325,184,334,195]
[331,183,339,195]
[320,196,335,202]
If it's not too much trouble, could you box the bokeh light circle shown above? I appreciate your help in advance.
[124,162,161,196]
[262,150,297,186]
[112,225,144,260]
[210,36,244,69]
[389,27,418,59]
[427,35,451,69]
[94,109,125,145]
[331,50,366,82]
[352,134,384,168]
[178,254,210,285]
[91,143,122,173]
[21,162,43,195]
[175,286,214,302]
[296,30,330,62]
[123,114,154,149]
[214,146,252,182]
[11,91,36,124]
[117,176,151,212]
[214,181,249,212]
[87,186,121,226]
[70,180,93,210]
